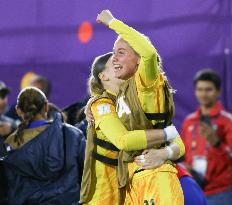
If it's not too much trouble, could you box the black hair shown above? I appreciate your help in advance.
[193,69,221,90]
[47,102,62,120]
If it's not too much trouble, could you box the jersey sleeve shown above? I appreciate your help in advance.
[91,98,147,151]
[171,136,186,159]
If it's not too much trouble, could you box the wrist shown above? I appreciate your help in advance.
[165,146,174,160]
[107,18,115,26]
[163,126,179,141]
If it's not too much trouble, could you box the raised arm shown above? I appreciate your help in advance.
[97,10,159,86]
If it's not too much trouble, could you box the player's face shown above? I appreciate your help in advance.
[103,57,116,80]
[103,57,124,85]
[195,81,220,107]
[112,38,139,80]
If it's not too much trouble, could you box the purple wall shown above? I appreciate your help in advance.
[1,0,231,129]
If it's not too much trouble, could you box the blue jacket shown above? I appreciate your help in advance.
[3,113,86,205]
[0,114,18,157]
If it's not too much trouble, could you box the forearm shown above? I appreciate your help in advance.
[120,126,180,151]
[99,116,180,151]
[145,129,165,148]
[98,116,147,151]
[146,125,180,148]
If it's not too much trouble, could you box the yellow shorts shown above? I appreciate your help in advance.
[125,171,184,205]
[84,160,118,205]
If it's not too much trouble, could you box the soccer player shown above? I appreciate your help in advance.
[80,53,182,205]
[96,10,184,205]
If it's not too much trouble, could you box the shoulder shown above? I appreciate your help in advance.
[91,97,116,118]
[63,123,85,140]
[182,112,198,129]
[220,110,232,122]
[91,97,115,107]
[185,112,198,121]
[4,132,16,147]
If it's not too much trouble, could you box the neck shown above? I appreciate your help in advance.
[104,78,124,95]
[200,101,217,115]
[32,114,46,122]
[104,84,119,95]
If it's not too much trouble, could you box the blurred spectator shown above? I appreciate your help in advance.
[181,69,232,205]
[0,81,17,157]
[47,102,63,121]
[62,96,89,126]
[0,81,17,205]
[30,75,51,98]
[3,87,85,205]
[75,107,87,138]
[47,102,87,138]
[20,71,37,91]
[62,102,83,125]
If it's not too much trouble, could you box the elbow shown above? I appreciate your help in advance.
[144,50,157,61]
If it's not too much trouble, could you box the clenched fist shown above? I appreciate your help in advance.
[96,10,115,26]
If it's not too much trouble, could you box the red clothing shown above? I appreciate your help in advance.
[181,101,232,196]
[176,164,191,178]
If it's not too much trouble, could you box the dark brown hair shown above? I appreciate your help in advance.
[88,52,112,96]
[14,87,47,145]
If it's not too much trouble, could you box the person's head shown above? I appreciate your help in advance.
[112,37,140,80]
[62,102,83,125]
[14,87,48,145]
[89,52,123,96]
[193,69,221,107]
[47,102,63,121]
[30,75,51,98]
[0,81,10,115]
